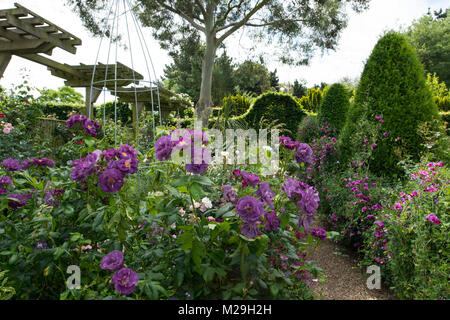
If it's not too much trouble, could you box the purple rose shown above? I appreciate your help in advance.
[310,227,327,240]
[2,158,21,171]
[297,215,313,230]
[283,178,308,202]
[70,152,100,182]
[155,135,175,161]
[185,147,210,175]
[8,193,31,210]
[241,172,261,188]
[264,211,280,232]
[28,158,55,169]
[222,185,237,203]
[294,143,313,164]
[98,168,124,193]
[280,136,300,150]
[235,196,264,223]
[66,114,87,129]
[240,222,262,239]
[111,268,138,295]
[256,181,275,209]
[0,176,13,186]
[117,144,138,159]
[110,157,138,175]
[82,119,101,137]
[297,186,319,216]
[100,250,124,271]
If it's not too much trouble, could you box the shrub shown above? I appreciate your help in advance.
[243,92,306,138]
[339,31,439,176]
[297,87,328,113]
[96,101,132,125]
[318,83,350,133]
[221,94,251,117]
[426,73,450,112]
[37,102,85,120]
[435,96,450,112]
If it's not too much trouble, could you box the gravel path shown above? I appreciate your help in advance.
[308,238,394,300]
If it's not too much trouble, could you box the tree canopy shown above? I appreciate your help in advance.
[68,0,371,125]
[404,8,450,87]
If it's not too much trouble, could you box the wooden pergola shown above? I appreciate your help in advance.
[0,3,81,75]
[0,2,190,136]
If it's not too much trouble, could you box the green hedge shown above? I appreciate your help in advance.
[34,102,85,120]
[339,31,439,176]
[242,92,306,138]
[318,83,350,133]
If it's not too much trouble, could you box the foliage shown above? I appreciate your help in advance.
[298,115,322,145]
[37,102,85,120]
[68,0,370,123]
[404,9,450,87]
[234,59,271,96]
[221,94,252,118]
[0,114,326,300]
[426,73,450,112]
[381,160,449,299]
[293,80,308,98]
[269,69,280,91]
[37,86,84,105]
[243,92,306,138]
[318,83,350,133]
[339,31,439,177]
[95,101,132,125]
[297,87,328,113]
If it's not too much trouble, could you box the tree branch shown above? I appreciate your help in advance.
[216,0,270,44]
[244,19,308,27]
[154,0,206,33]
[214,0,245,29]
[194,0,207,18]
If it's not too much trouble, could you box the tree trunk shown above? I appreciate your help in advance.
[196,28,217,128]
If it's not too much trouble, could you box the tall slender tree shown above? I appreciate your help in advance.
[68,0,371,126]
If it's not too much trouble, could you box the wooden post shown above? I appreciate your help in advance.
[0,53,11,79]
[132,102,145,140]
[160,109,171,122]
[85,88,101,119]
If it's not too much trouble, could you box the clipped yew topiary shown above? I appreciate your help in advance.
[221,94,251,117]
[339,31,439,176]
[243,92,306,138]
[318,83,350,133]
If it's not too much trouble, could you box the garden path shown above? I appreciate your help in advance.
[308,236,394,300]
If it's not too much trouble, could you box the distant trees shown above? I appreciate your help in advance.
[404,8,450,86]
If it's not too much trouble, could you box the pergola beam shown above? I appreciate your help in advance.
[5,13,78,54]
[0,52,11,79]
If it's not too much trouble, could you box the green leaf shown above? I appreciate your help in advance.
[215,203,234,218]
[202,266,215,283]
[190,175,213,186]
[177,231,193,251]
[192,239,205,267]
[189,182,206,201]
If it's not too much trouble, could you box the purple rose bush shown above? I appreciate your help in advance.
[100,250,139,295]
[70,144,138,194]
[66,114,101,138]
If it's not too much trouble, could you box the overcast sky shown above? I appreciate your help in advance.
[0,0,448,100]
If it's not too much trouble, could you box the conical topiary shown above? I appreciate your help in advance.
[318,83,350,133]
[338,31,439,176]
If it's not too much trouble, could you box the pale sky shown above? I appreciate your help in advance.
[0,0,448,101]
